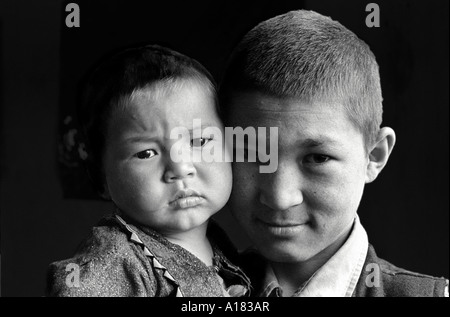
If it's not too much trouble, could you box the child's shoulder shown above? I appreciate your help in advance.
[46,216,156,296]
[70,216,141,262]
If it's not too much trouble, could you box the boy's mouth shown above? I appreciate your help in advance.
[256,217,310,237]
[259,219,307,227]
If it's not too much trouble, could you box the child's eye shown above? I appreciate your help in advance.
[191,138,211,148]
[304,154,331,164]
[134,149,157,159]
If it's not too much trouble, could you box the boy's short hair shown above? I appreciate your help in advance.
[78,44,217,195]
[219,10,383,151]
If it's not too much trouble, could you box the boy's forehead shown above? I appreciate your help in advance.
[226,91,364,148]
[227,91,343,120]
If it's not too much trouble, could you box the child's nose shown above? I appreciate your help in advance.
[163,159,196,182]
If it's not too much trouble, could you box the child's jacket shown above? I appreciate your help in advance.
[46,214,251,297]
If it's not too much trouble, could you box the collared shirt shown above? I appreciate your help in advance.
[260,216,368,297]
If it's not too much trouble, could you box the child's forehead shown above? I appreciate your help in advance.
[109,78,220,133]
[126,79,212,112]
[129,78,202,101]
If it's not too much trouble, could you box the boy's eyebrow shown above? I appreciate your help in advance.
[300,137,341,148]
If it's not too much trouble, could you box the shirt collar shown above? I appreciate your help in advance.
[261,215,369,297]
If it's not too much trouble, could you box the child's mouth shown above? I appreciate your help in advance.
[169,196,205,209]
[169,189,205,209]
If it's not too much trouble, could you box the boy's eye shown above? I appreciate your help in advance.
[134,149,157,159]
[304,154,331,164]
[191,138,211,148]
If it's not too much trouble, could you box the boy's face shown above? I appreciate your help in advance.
[103,80,231,237]
[226,91,370,264]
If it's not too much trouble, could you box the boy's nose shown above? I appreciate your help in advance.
[258,162,303,211]
[163,159,196,182]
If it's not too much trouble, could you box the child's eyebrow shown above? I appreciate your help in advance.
[187,123,222,132]
[122,135,159,144]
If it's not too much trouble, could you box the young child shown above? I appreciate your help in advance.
[47,45,250,297]
[219,10,448,297]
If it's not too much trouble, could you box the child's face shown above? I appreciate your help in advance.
[226,91,370,264]
[102,79,231,237]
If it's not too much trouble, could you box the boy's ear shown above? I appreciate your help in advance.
[365,127,396,183]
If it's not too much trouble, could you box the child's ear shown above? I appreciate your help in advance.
[365,127,396,183]
[99,180,112,200]
[100,188,111,200]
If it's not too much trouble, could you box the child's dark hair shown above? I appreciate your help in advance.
[219,10,383,153]
[77,44,217,196]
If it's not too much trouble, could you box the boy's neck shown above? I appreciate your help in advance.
[164,222,214,266]
[270,225,352,297]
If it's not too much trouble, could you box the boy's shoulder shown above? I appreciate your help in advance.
[355,244,448,297]
[236,244,448,297]
[46,216,157,296]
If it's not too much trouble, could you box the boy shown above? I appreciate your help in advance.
[47,45,250,296]
[219,10,448,297]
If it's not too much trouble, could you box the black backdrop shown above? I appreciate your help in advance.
[0,0,448,296]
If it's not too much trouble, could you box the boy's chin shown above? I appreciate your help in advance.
[258,243,316,264]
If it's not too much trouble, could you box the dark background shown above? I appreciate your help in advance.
[0,0,448,296]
